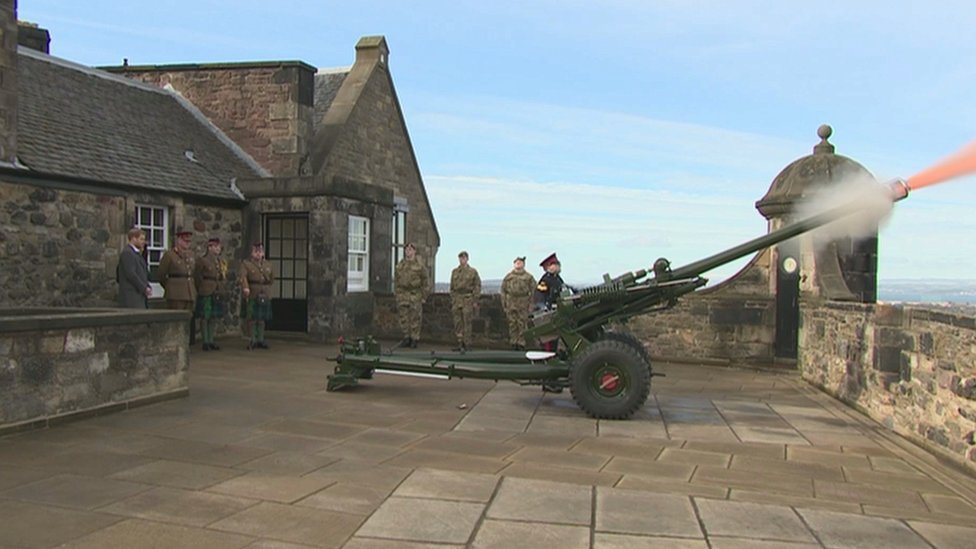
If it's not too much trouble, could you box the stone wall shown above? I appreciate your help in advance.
[627,253,778,365]
[109,62,315,177]
[801,302,976,472]
[370,293,519,347]
[0,178,126,306]
[0,308,189,435]
[1,176,248,337]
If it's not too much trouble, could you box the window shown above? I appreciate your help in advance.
[391,208,407,283]
[134,204,168,297]
[348,215,370,292]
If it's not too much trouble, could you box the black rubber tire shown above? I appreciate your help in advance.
[600,330,651,366]
[569,340,651,419]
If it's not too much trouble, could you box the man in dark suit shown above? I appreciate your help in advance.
[117,227,152,308]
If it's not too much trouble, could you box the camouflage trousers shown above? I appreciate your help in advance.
[397,298,423,340]
[451,297,476,345]
[505,302,531,346]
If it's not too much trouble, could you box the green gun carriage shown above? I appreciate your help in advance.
[328,180,909,419]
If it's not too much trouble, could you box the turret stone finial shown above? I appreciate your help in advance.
[814,124,835,155]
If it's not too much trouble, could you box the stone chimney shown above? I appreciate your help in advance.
[0,0,17,165]
[355,36,389,67]
[308,36,390,175]
[17,20,49,53]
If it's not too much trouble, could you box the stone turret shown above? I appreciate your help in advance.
[756,125,880,302]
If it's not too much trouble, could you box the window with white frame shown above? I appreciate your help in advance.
[391,208,407,283]
[348,215,370,292]
[134,204,169,297]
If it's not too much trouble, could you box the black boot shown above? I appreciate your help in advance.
[400,336,413,348]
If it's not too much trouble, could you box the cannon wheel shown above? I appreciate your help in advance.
[569,340,651,419]
[600,330,651,367]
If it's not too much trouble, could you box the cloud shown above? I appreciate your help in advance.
[426,174,766,285]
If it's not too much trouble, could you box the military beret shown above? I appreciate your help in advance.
[207,237,221,245]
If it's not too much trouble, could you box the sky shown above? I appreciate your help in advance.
[19,0,976,286]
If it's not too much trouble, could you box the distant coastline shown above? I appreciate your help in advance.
[436,278,976,307]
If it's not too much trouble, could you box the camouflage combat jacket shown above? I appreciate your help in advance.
[501,269,536,310]
[450,264,482,306]
[395,258,428,302]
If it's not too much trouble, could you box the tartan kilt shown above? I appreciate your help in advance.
[195,295,225,319]
[246,296,273,321]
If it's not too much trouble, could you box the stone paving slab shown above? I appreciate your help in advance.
[595,488,702,538]
[58,518,255,549]
[0,473,151,510]
[798,508,932,548]
[356,497,484,544]
[695,498,817,543]
[487,476,592,525]
[98,486,258,526]
[2,341,976,547]
[473,519,590,548]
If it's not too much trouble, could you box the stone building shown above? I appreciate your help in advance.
[0,1,438,339]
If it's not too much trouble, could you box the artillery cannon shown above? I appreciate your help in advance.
[329,179,910,419]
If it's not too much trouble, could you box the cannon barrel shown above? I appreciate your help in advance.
[660,178,909,281]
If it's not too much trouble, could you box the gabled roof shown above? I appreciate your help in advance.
[16,47,266,202]
[314,68,349,128]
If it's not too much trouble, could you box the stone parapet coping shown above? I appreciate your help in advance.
[0,387,189,438]
[0,308,190,333]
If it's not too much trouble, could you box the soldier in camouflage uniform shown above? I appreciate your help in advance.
[239,241,274,350]
[158,230,197,343]
[394,243,429,348]
[193,237,228,351]
[449,251,481,351]
[500,256,536,350]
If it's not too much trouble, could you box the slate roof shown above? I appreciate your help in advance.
[314,69,348,128]
[16,47,266,201]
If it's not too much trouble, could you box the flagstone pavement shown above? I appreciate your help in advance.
[1,338,976,548]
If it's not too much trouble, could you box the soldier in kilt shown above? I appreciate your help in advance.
[239,241,274,350]
[194,237,228,351]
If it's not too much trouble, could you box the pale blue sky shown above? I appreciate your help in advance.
[20,0,976,285]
